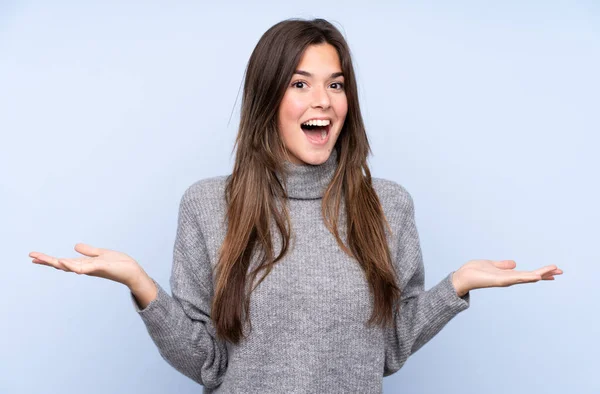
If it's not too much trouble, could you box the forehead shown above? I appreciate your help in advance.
[296,43,342,76]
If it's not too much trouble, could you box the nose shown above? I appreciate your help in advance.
[311,85,331,109]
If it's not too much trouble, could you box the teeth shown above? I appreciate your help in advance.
[302,119,330,127]
[321,130,327,140]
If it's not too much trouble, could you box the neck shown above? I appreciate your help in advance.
[277,150,338,200]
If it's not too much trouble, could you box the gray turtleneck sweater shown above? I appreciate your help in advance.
[131,150,470,393]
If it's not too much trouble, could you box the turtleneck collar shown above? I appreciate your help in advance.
[278,149,338,200]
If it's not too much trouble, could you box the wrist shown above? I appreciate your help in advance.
[128,269,152,293]
[129,271,157,310]
[451,270,468,297]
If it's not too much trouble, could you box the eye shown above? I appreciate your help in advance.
[331,82,345,90]
[290,80,345,90]
[291,81,307,89]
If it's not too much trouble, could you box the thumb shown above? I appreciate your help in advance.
[493,260,516,270]
[74,243,106,257]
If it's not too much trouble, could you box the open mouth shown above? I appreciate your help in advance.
[301,122,331,144]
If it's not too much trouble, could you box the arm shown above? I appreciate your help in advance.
[130,189,228,388]
[384,189,470,376]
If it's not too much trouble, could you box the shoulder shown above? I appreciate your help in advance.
[372,177,415,211]
[180,175,230,212]
[371,177,416,226]
[184,175,229,199]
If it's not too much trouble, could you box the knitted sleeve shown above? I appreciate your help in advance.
[130,189,228,388]
[383,186,470,376]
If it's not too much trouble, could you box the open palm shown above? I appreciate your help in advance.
[29,243,144,288]
[452,259,563,297]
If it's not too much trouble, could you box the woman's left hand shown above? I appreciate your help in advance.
[451,260,563,297]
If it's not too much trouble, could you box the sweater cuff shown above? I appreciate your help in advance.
[130,277,169,315]
[436,271,470,311]
[412,272,470,343]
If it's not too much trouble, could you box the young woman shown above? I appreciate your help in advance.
[29,18,562,393]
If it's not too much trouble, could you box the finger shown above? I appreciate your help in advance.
[534,265,558,276]
[74,243,107,258]
[32,258,58,269]
[59,258,96,275]
[58,259,82,274]
[505,271,542,285]
[29,251,46,259]
[31,254,68,271]
[543,269,562,278]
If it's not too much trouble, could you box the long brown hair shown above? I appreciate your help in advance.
[213,18,402,344]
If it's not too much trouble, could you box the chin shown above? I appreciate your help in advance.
[294,149,333,166]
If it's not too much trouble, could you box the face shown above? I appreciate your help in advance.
[277,43,348,165]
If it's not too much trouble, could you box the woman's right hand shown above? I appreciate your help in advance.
[29,243,147,289]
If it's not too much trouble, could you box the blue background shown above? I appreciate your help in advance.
[1,1,598,393]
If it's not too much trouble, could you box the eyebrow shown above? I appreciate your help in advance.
[293,69,344,78]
